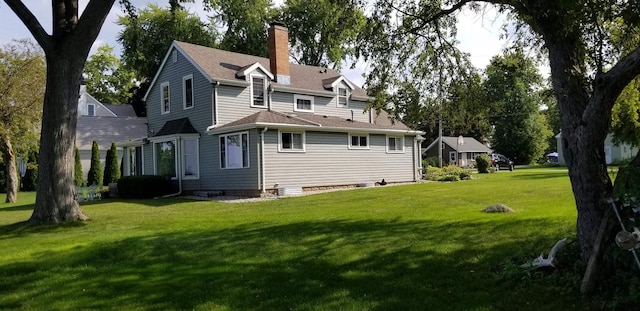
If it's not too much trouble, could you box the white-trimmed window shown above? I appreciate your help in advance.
[154,140,176,178]
[251,75,267,107]
[183,75,194,109]
[220,132,249,169]
[349,133,368,149]
[449,151,457,164]
[279,131,305,152]
[294,94,314,112]
[337,86,348,107]
[182,138,199,179]
[161,82,170,114]
[87,103,95,116]
[387,135,404,153]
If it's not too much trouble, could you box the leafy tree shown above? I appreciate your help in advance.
[484,50,552,164]
[0,40,45,203]
[540,88,561,153]
[103,142,120,186]
[610,79,640,146]
[205,0,275,57]
[87,141,102,187]
[362,0,640,293]
[279,0,366,69]
[5,0,116,222]
[84,45,136,105]
[74,147,83,187]
[118,4,219,81]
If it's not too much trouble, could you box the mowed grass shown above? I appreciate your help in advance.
[0,168,587,310]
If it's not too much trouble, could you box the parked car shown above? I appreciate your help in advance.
[491,153,514,171]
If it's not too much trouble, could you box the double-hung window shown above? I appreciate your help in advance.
[337,86,348,107]
[387,136,404,153]
[251,75,266,107]
[349,133,368,149]
[161,82,170,114]
[220,132,249,169]
[280,131,305,152]
[87,103,95,116]
[183,75,194,109]
[294,95,313,112]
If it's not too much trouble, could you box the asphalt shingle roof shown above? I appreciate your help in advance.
[174,41,368,98]
[76,116,148,150]
[154,118,198,137]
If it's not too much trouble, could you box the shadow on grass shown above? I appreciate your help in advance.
[0,203,34,212]
[0,219,87,237]
[0,218,584,310]
[510,171,570,180]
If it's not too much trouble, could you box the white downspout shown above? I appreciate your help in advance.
[212,81,220,126]
[261,127,269,193]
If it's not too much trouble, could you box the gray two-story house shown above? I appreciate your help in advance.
[122,23,424,196]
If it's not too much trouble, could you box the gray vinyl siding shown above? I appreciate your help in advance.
[197,129,261,190]
[216,85,259,125]
[263,130,415,188]
[146,47,214,135]
[270,92,369,123]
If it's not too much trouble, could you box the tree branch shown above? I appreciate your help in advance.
[75,0,117,51]
[3,0,52,52]
[596,46,640,111]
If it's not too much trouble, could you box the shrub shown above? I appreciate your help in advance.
[103,143,120,186]
[87,140,102,186]
[425,165,470,182]
[74,147,84,186]
[476,153,491,173]
[423,156,439,168]
[117,175,173,199]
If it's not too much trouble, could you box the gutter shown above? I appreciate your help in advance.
[260,127,269,193]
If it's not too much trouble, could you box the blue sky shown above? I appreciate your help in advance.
[0,1,511,87]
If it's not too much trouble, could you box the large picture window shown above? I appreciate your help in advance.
[155,140,176,177]
[183,75,194,109]
[161,82,170,114]
[280,131,305,152]
[220,132,249,169]
[182,138,198,178]
[251,76,266,107]
[349,134,368,149]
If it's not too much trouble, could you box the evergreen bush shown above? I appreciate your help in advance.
[476,153,491,174]
[103,143,120,186]
[74,147,84,186]
[87,140,102,186]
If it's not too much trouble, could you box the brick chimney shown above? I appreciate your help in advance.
[268,22,291,85]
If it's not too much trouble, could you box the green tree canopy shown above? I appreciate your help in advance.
[118,4,219,80]
[87,141,102,187]
[84,45,136,105]
[0,39,45,203]
[279,0,366,69]
[484,50,551,164]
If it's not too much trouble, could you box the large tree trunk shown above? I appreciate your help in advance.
[1,134,18,203]
[28,48,88,223]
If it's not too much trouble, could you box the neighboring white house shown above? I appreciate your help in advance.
[121,22,425,196]
[555,132,638,165]
[423,136,492,167]
[75,83,147,181]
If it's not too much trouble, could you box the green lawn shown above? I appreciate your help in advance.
[0,168,589,310]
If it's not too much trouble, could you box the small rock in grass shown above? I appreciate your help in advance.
[482,204,514,213]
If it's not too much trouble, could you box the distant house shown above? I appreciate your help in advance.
[423,136,492,167]
[75,83,147,182]
[555,132,638,165]
[120,22,425,196]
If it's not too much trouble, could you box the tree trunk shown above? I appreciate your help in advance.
[1,134,18,203]
[28,48,88,223]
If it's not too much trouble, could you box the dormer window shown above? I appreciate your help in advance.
[337,86,348,107]
[251,75,266,108]
[294,94,314,112]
